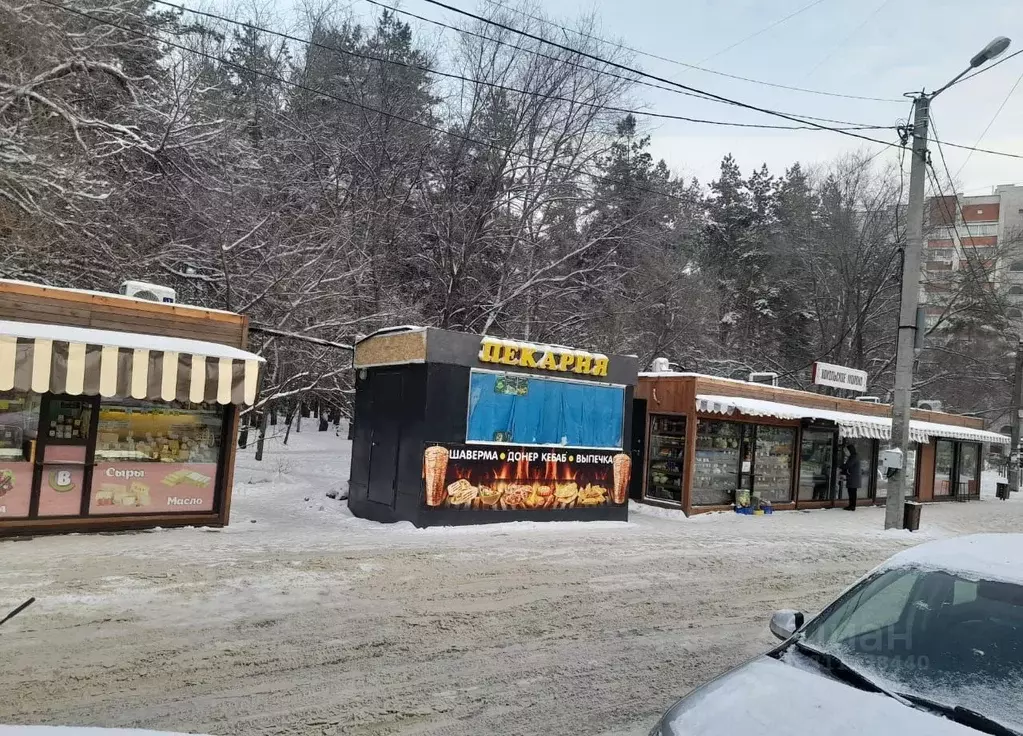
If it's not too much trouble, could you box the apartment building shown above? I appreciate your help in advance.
[922,183,1023,329]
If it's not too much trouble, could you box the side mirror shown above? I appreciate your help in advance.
[769,609,805,641]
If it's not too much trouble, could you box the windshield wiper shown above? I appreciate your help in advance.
[898,693,1022,736]
[793,640,911,706]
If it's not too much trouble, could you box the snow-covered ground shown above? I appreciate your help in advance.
[1,430,1021,736]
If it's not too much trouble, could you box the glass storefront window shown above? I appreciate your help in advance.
[0,391,40,458]
[0,392,41,519]
[934,439,955,497]
[90,400,222,515]
[798,429,836,501]
[646,414,685,504]
[467,371,624,448]
[754,426,795,504]
[44,398,92,444]
[959,443,980,497]
[692,421,742,506]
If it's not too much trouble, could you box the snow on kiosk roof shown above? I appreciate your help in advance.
[697,394,1008,445]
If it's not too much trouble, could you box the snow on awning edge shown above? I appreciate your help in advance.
[695,394,1009,445]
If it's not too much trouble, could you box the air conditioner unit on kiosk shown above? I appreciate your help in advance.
[917,400,943,412]
[749,372,779,386]
[120,280,176,303]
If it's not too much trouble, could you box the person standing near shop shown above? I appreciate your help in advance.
[841,444,862,511]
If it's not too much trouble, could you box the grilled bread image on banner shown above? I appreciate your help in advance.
[423,446,449,506]
[553,481,579,507]
[446,478,478,506]
[611,453,632,505]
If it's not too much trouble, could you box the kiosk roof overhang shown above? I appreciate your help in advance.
[697,394,1009,445]
[0,320,263,404]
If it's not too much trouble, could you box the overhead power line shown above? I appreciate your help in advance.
[697,0,829,64]
[364,0,888,129]
[956,48,1023,87]
[478,0,901,103]
[417,0,901,148]
[954,67,1023,179]
[145,0,888,133]
[37,0,701,207]
[801,0,893,80]
[931,138,1023,161]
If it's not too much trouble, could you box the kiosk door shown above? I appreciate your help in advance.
[34,396,97,517]
[367,372,402,507]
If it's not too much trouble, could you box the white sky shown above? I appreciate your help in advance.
[418,0,1022,192]
[271,0,1023,192]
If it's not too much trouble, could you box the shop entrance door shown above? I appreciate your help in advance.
[367,371,402,507]
[33,395,97,517]
[797,427,838,505]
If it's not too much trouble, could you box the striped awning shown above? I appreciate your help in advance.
[697,394,1009,445]
[0,320,263,405]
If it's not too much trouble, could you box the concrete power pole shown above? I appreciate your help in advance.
[885,95,930,531]
[1010,344,1023,492]
[883,37,1011,529]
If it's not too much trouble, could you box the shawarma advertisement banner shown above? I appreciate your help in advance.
[422,443,631,510]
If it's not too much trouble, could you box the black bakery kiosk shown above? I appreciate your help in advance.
[347,327,639,526]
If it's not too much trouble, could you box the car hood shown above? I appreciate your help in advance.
[0,728,210,735]
[659,655,979,736]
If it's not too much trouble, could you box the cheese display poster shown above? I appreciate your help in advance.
[89,463,217,514]
[422,442,631,510]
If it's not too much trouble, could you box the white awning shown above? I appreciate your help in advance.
[0,320,263,405]
[696,394,1008,445]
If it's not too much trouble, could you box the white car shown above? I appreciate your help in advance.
[650,533,1023,736]
[0,730,209,735]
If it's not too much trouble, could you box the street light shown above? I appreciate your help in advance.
[884,36,1012,530]
[931,36,1011,96]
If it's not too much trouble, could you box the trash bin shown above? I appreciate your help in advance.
[997,482,1011,501]
[903,501,922,532]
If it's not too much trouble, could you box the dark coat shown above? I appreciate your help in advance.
[842,451,863,490]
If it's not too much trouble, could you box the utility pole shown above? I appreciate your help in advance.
[885,95,929,530]
[1009,344,1023,492]
[883,36,1011,530]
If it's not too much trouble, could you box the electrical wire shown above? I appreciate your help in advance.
[478,0,902,103]
[363,0,889,129]
[37,0,709,207]
[929,138,1023,161]
[923,163,1002,325]
[923,118,1005,324]
[144,0,888,133]
[801,0,893,81]
[953,67,1023,179]
[955,48,1023,87]
[416,0,902,149]
[697,0,829,64]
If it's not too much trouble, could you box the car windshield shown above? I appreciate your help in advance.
[800,566,1023,731]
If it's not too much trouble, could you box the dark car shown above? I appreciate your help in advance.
[649,533,1023,736]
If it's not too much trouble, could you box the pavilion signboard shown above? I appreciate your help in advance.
[811,361,868,393]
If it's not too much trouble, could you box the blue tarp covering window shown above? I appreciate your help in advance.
[467,371,624,448]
